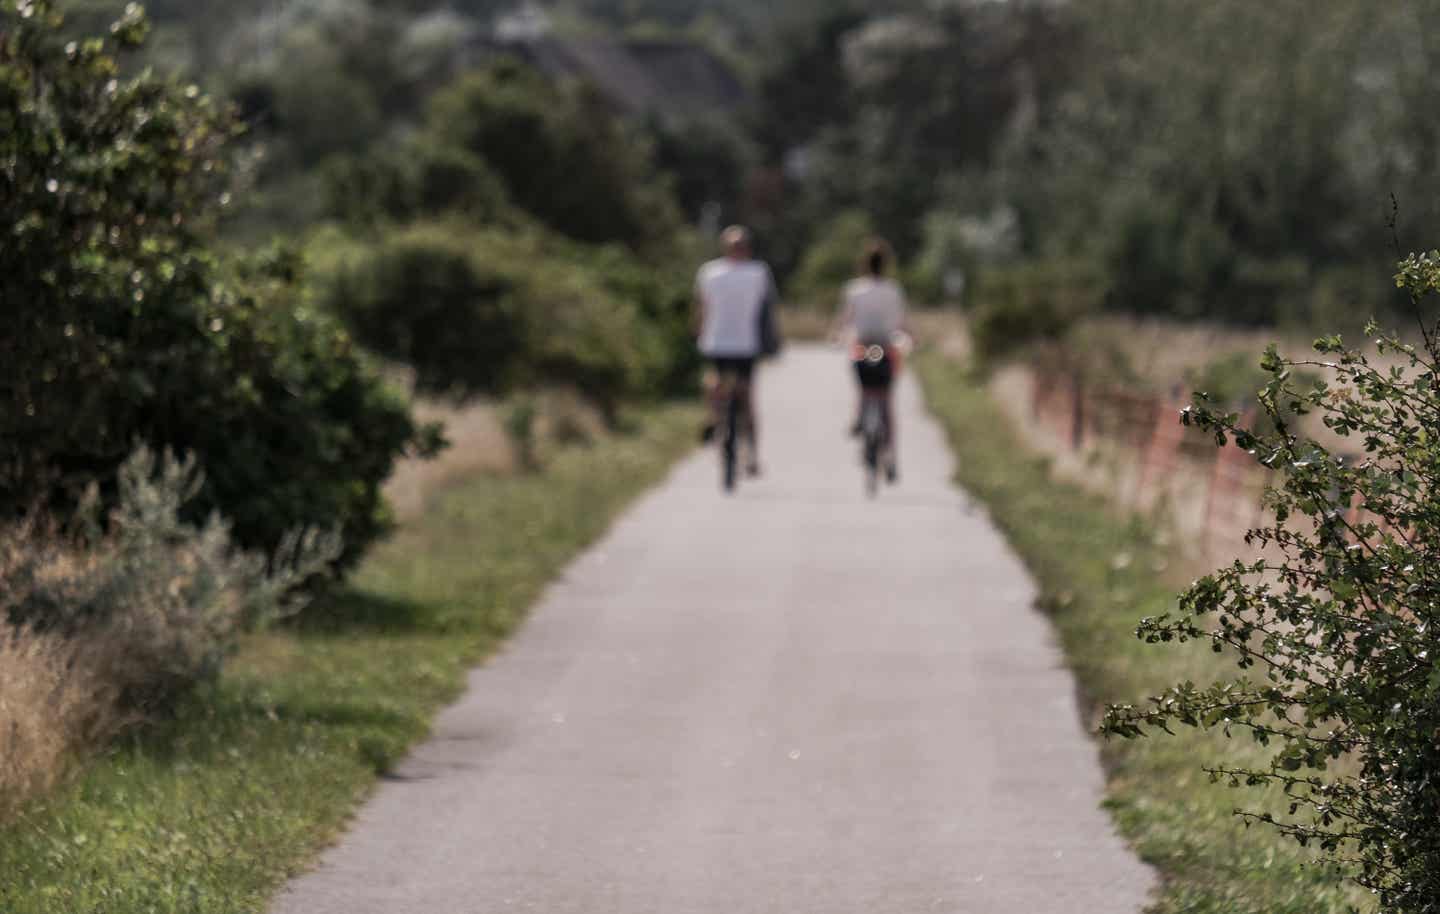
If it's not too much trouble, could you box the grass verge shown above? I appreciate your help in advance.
[914,351,1369,914]
[0,404,697,914]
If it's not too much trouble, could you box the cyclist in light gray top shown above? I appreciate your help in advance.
[694,226,777,475]
[834,238,910,472]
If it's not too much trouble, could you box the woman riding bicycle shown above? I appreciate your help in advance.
[834,238,910,481]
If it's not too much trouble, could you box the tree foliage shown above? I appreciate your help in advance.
[306,51,700,409]
[785,209,874,308]
[968,0,1440,326]
[749,2,1077,277]
[1,0,437,568]
[1102,255,1440,910]
[314,222,687,411]
[425,60,684,252]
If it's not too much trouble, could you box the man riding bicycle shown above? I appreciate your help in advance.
[834,238,909,482]
[695,225,778,478]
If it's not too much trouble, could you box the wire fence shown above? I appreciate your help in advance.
[1015,365,1274,561]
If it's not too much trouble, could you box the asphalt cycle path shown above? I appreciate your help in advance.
[273,344,1154,914]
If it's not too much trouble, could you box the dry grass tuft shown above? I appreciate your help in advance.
[909,309,971,362]
[385,391,612,520]
[385,399,515,520]
[0,624,118,822]
[778,307,833,342]
[0,449,337,819]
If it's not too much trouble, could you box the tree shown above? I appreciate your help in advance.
[1,0,437,568]
[751,3,1076,263]
[1102,254,1440,911]
[1004,0,1419,324]
[425,60,684,252]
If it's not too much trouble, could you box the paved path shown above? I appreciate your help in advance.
[273,345,1154,914]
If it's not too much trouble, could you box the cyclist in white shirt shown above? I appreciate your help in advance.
[695,226,777,476]
[835,239,909,473]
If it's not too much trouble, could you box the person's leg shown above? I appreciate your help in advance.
[739,361,760,475]
[882,381,898,479]
[851,359,867,435]
[704,361,740,442]
[701,363,721,441]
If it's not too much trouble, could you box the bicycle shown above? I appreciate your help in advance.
[850,332,910,497]
[716,371,753,494]
[855,346,893,496]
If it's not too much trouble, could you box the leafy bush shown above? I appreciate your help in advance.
[907,207,1022,305]
[520,262,668,418]
[425,61,684,251]
[2,449,339,711]
[967,260,1102,364]
[1102,252,1440,911]
[0,2,436,568]
[268,23,386,167]
[319,224,531,396]
[504,397,541,473]
[787,210,876,308]
[570,243,700,395]
[647,113,751,223]
[316,224,676,409]
[320,141,509,228]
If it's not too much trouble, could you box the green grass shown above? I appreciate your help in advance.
[0,404,698,914]
[914,352,1370,914]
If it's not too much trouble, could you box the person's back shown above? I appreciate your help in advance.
[697,257,773,359]
[841,275,906,346]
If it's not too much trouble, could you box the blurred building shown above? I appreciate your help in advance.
[470,5,747,125]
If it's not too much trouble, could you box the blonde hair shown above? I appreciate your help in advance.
[721,225,753,257]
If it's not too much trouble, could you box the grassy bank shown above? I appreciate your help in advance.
[914,352,1368,914]
[0,405,697,914]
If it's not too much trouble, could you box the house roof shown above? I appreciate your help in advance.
[467,34,747,122]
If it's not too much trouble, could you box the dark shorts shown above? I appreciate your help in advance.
[710,357,756,382]
[853,351,894,390]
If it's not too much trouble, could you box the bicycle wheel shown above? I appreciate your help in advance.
[860,401,881,497]
[721,392,740,493]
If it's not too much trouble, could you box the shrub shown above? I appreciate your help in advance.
[504,397,541,473]
[787,210,877,308]
[967,260,1102,365]
[320,224,531,397]
[320,141,509,228]
[0,3,436,568]
[575,243,700,394]
[2,449,340,711]
[0,624,113,822]
[521,263,667,418]
[317,224,675,410]
[424,61,685,251]
[1101,252,1440,911]
[906,208,1021,306]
